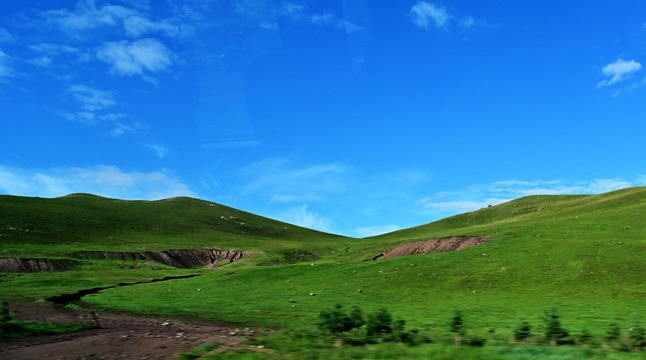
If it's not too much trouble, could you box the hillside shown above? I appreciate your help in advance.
[0,193,349,258]
[1,187,646,359]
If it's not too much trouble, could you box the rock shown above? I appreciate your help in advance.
[501,267,506,271]
[357,289,362,293]
[289,299,296,302]
[309,292,315,296]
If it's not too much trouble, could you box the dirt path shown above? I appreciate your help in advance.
[1,303,246,360]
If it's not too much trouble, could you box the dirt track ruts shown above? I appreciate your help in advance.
[1,303,247,360]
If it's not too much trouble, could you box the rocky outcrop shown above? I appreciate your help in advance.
[364,236,489,261]
[74,249,248,269]
[0,258,78,272]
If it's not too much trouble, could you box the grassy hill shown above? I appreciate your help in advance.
[0,193,349,258]
[2,187,646,358]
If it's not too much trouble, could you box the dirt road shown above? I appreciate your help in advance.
[1,303,245,360]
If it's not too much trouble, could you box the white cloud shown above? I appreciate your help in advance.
[410,1,451,29]
[417,177,638,215]
[0,28,15,43]
[27,56,54,68]
[61,85,142,136]
[97,38,172,77]
[277,205,332,233]
[460,16,475,28]
[28,43,79,56]
[68,85,116,111]
[240,158,347,202]
[146,144,168,158]
[0,164,197,200]
[0,50,14,78]
[597,59,642,88]
[123,15,193,38]
[355,225,401,238]
[43,0,190,39]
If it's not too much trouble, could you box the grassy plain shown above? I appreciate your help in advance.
[1,187,646,358]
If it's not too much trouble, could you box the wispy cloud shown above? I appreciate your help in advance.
[42,0,192,39]
[355,225,401,238]
[417,177,639,214]
[0,50,14,78]
[68,85,116,111]
[410,2,451,29]
[61,84,142,136]
[27,56,54,68]
[146,144,168,158]
[96,38,172,79]
[0,28,15,43]
[239,158,348,203]
[0,164,197,200]
[597,59,642,88]
[277,204,332,233]
[409,2,490,32]
[28,43,79,56]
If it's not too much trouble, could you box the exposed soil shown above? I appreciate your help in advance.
[74,250,249,269]
[365,236,489,261]
[1,303,252,360]
[0,258,79,273]
[0,250,249,273]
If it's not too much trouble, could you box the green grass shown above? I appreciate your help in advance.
[0,318,95,340]
[2,187,646,358]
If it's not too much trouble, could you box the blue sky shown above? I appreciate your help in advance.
[1,0,646,237]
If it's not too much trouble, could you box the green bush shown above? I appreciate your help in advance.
[513,318,532,342]
[543,306,568,344]
[318,304,364,335]
[606,322,621,343]
[366,308,393,337]
[464,336,487,347]
[450,310,466,336]
[629,314,645,349]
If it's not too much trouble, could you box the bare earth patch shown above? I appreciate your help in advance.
[366,236,489,261]
[1,303,247,360]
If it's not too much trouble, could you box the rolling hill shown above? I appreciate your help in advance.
[1,187,646,358]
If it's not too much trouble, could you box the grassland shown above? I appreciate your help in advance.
[1,187,646,358]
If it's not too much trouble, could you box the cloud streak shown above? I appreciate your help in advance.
[417,178,640,215]
[42,0,192,39]
[277,204,332,233]
[597,59,642,87]
[96,38,172,78]
[409,2,490,32]
[410,1,451,29]
[0,164,197,200]
[239,158,348,203]
[355,225,401,238]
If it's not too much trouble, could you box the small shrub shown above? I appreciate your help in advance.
[318,304,363,335]
[0,302,11,323]
[543,306,568,344]
[606,322,621,343]
[513,318,532,342]
[366,308,393,337]
[450,310,466,336]
[578,328,592,345]
[464,336,487,347]
[629,314,645,349]
[348,306,365,329]
[63,303,83,312]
